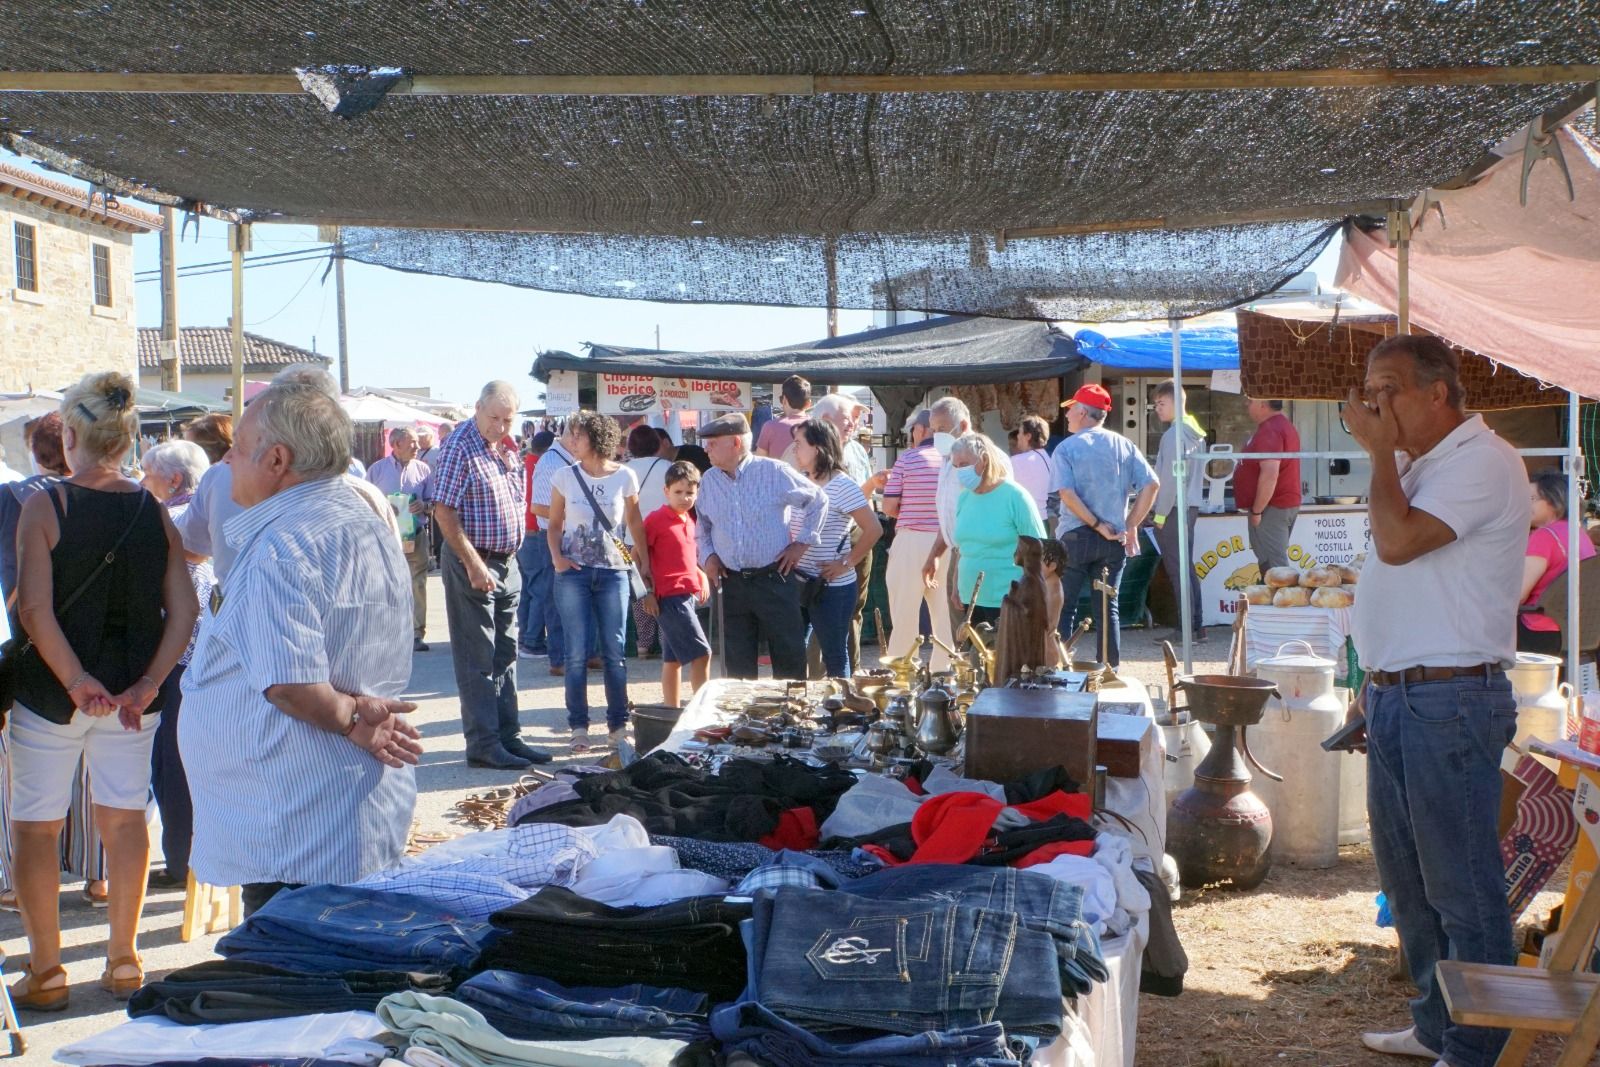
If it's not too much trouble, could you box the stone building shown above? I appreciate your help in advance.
[0,161,160,392]
[136,327,331,404]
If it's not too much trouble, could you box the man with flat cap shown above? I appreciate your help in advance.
[694,413,829,679]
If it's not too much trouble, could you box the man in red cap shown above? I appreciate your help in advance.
[1048,383,1158,666]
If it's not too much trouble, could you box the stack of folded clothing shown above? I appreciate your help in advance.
[478,887,753,1001]
[454,971,710,1043]
[128,959,452,1025]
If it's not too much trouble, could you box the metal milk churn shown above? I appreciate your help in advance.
[1249,641,1345,869]
[1505,652,1572,771]
[1156,706,1211,809]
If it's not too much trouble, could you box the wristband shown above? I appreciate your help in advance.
[65,671,89,693]
[341,708,361,737]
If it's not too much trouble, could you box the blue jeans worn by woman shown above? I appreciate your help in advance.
[554,566,630,732]
[1366,671,1517,1067]
[803,579,857,678]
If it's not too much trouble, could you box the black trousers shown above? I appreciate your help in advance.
[152,664,193,879]
[241,881,304,918]
[721,569,806,680]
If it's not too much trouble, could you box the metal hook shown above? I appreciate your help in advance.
[1520,116,1575,207]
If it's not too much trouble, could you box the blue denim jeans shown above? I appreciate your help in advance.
[749,886,1061,1037]
[711,1001,1017,1067]
[216,884,496,975]
[1056,526,1127,666]
[1367,672,1517,1067]
[838,863,1108,997]
[455,970,709,1042]
[804,579,857,678]
[515,531,550,653]
[553,566,630,732]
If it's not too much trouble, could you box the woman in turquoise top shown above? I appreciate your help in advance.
[950,433,1046,624]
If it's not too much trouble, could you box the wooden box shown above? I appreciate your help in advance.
[963,688,1097,791]
[1096,711,1154,779]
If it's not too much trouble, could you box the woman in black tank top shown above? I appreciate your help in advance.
[7,373,199,1011]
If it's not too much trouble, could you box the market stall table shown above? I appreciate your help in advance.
[1192,503,1371,628]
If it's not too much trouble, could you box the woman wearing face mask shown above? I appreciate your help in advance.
[946,432,1045,626]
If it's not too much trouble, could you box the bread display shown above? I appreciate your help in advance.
[1310,587,1355,608]
[1264,566,1302,588]
[1300,565,1344,588]
[1272,586,1311,608]
[1337,564,1361,584]
[1244,585,1275,606]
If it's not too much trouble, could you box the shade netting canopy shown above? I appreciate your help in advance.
[1073,327,1239,373]
[1337,125,1600,399]
[3,3,1597,319]
[533,315,1085,388]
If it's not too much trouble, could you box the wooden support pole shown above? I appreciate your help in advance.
[824,235,839,338]
[159,206,181,392]
[334,228,351,394]
[229,223,249,421]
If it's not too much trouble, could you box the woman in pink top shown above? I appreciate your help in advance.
[1518,471,1596,654]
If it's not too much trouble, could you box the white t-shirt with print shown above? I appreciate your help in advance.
[551,464,640,570]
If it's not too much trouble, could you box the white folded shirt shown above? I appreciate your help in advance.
[55,1011,391,1066]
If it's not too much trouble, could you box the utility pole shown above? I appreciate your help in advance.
[655,324,661,350]
[334,227,351,394]
[229,222,250,421]
[158,206,181,392]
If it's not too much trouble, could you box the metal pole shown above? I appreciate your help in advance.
[825,235,839,338]
[1568,391,1582,687]
[229,223,248,421]
[1395,208,1412,334]
[335,227,351,394]
[1170,313,1192,672]
[158,206,181,392]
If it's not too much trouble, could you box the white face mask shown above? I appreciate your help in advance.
[932,431,955,457]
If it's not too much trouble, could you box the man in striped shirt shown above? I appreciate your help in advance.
[695,413,828,679]
[180,381,422,916]
[881,409,954,672]
[432,382,552,770]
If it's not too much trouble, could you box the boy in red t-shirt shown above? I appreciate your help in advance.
[641,462,712,706]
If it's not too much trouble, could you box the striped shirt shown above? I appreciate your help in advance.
[428,421,525,555]
[798,474,869,587]
[528,442,576,532]
[695,455,828,571]
[883,441,942,533]
[179,476,417,887]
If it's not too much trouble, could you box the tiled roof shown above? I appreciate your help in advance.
[0,162,163,233]
[137,327,330,373]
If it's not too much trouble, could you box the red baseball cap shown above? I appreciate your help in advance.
[1063,383,1112,411]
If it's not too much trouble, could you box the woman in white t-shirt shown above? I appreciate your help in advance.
[548,411,650,750]
[623,425,672,658]
[1010,414,1053,518]
[791,419,882,678]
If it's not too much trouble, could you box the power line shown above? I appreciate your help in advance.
[133,245,334,280]
[246,258,325,327]
[133,248,334,283]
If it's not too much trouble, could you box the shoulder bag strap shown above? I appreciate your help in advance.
[570,468,615,534]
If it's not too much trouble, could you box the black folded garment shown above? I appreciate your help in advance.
[127,959,452,1025]
[480,887,753,1001]
[515,751,856,842]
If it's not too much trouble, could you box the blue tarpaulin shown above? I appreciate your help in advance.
[1073,327,1239,372]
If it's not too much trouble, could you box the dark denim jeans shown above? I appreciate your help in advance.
[442,544,523,760]
[711,1001,1017,1067]
[128,959,449,1024]
[838,863,1108,997]
[1367,672,1518,1067]
[515,531,550,653]
[803,578,857,678]
[1057,526,1127,666]
[217,884,496,975]
[553,566,630,732]
[750,885,1061,1037]
[455,970,709,1041]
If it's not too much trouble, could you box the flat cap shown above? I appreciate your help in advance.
[699,412,751,438]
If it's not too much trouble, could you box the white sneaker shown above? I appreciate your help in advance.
[1360,1026,1440,1060]
[569,727,591,752]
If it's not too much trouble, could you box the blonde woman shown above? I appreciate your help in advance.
[930,432,1045,627]
[8,372,197,1009]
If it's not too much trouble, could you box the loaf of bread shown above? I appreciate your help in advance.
[1272,586,1311,608]
[1311,587,1355,609]
[1244,584,1275,606]
[1337,564,1360,584]
[1264,566,1302,588]
[1300,565,1344,588]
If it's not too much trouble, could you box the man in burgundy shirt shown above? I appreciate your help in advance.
[1234,397,1302,572]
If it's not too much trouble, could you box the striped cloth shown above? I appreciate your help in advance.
[798,474,868,587]
[695,454,827,571]
[882,441,941,533]
[1243,604,1354,679]
[179,476,417,888]
[428,422,525,555]
[0,733,106,892]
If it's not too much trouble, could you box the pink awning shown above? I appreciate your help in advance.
[1336,128,1600,400]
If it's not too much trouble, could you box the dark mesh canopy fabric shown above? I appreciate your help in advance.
[2,1,1595,317]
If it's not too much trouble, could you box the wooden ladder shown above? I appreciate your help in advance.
[1439,864,1600,1066]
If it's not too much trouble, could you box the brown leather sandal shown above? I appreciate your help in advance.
[10,965,69,1012]
[98,954,143,999]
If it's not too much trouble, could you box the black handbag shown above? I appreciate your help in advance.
[0,490,148,718]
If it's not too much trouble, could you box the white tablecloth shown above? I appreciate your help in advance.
[1244,605,1354,678]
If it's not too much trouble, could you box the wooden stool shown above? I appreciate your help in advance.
[181,871,241,942]
[1439,860,1600,1066]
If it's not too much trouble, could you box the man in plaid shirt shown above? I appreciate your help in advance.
[431,381,552,769]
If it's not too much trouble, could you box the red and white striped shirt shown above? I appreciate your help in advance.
[883,441,942,533]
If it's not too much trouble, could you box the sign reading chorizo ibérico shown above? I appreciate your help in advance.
[597,374,661,415]
[596,375,751,414]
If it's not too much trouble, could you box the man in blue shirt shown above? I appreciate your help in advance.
[1049,384,1159,667]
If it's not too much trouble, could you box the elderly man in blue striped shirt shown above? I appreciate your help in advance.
[179,380,423,917]
[695,413,827,679]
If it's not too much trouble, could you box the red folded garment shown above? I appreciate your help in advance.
[906,789,1095,866]
[759,806,820,851]
[1015,840,1097,867]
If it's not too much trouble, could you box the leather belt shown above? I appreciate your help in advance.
[725,564,781,580]
[1367,663,1497,687]
[478,550,512,564]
